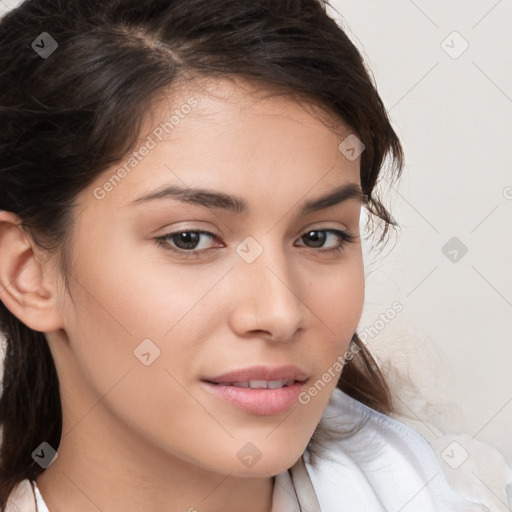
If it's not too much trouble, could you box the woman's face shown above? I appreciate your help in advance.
[49,77,365,478]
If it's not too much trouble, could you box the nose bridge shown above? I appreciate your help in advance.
[231,234,305,338]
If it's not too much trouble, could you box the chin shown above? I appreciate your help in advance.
[223,446,306,478]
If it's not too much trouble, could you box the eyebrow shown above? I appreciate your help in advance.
[129,182,366,215]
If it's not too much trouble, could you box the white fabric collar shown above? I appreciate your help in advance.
[271,469,301,512]
[300,387,489,511]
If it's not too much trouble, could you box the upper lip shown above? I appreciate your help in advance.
[203,365,309,384]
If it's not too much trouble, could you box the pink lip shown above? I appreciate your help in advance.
[201,380,307,415]
[202,364,309,384]
[200,364,309,416]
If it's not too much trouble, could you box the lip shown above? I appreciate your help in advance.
[202,364,309,384]
[200,364,309,416]
[201,380,308,415]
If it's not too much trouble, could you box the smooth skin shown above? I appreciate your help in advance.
[0,77,365,512]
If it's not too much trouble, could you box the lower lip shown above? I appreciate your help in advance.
[201,380,307,415]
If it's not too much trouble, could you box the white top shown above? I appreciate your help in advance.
[6,388,495,512]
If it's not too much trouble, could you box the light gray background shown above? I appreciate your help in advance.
[1,0,510,473]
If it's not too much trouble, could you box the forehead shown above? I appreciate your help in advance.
[85,76,361,214]
[143,75,351,145]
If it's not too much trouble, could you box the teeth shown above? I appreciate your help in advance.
[250,379,269,388]
[266,379,291,389]
[228,379,293,389]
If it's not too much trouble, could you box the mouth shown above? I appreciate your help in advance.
[202,379,306,389]
[202,364,309,386]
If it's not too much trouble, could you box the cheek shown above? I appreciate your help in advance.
[300,254,364,395]
[58,260,217,459]
[305,252,365,338]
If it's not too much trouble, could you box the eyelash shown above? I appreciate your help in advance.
[154,228,356,258]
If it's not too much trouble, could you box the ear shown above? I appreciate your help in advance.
[0,211,64,332]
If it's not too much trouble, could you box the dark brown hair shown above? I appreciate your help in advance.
[0,0,403,506]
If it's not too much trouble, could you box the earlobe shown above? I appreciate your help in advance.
[0,211,64,332]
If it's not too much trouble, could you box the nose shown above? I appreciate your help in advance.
[228,241,305,342]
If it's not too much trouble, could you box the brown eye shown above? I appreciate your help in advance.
[155,230,218,253]
[297,229,355,252]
